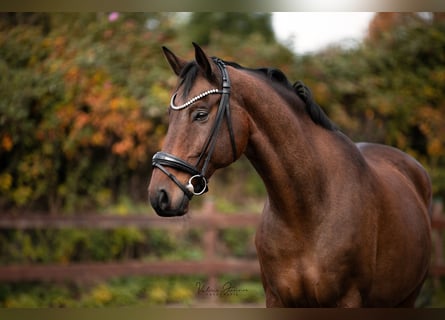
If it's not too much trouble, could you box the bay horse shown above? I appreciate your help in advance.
[148,43,432,307]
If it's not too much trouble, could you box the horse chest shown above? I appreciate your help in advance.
[255,223,356,307]
[258,252,345,306]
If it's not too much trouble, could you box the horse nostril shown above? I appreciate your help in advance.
[158,189,169,211]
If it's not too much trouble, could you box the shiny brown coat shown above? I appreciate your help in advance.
[148,44,432,307]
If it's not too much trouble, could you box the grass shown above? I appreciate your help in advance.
[0,275,265,308]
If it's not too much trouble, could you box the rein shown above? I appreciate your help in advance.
[152,58,237,199]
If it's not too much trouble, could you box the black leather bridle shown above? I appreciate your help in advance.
[152,58,237,199]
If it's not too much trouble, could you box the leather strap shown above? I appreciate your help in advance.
[152,152,201,176]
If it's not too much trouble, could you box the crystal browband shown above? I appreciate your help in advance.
[170,89,223,110]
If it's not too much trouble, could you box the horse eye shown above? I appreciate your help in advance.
[193,110,209,122]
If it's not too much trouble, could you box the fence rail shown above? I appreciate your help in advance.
[0,201,444,283]
[0,260,260,282]
[0,211,260,230]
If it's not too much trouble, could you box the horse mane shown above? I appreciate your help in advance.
[242,64,338,132]
[292,80,338,131]
[177,59,337,131]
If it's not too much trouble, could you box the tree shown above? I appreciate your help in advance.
[0,12,299,212]
[0,13,176,211]
[295,13,445,198]
[181,13,275,45]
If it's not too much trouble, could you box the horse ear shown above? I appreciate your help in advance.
[193,42,214,79]
[162,46,187,76]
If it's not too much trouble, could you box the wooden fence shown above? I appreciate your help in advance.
[0,201,260,285]
[0,201,445,285]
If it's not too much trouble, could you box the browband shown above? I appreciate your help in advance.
[170,89,223,110]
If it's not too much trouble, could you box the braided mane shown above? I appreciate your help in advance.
[177,59,337,131]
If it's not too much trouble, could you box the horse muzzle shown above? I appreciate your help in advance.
[149,185,190,217]
[149,152,209,217]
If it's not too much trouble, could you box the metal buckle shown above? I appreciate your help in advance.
[186,175,208,196]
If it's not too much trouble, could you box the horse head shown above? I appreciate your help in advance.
[148,43,249,217]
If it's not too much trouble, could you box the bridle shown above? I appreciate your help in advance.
[151,58,237,199]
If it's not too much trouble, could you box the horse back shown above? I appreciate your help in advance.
[357,142,432,218]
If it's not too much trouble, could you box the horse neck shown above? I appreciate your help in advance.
[238,72,351,224]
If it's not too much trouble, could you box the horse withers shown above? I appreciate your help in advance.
[148,43,432,307]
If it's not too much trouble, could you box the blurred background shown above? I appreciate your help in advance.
[0,12,444,307]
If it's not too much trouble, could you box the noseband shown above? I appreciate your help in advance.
[152,58,237,199]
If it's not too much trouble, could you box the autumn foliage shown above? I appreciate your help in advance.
[1,13,444,212]
[0,13,173,211]
[294,13,445,197]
